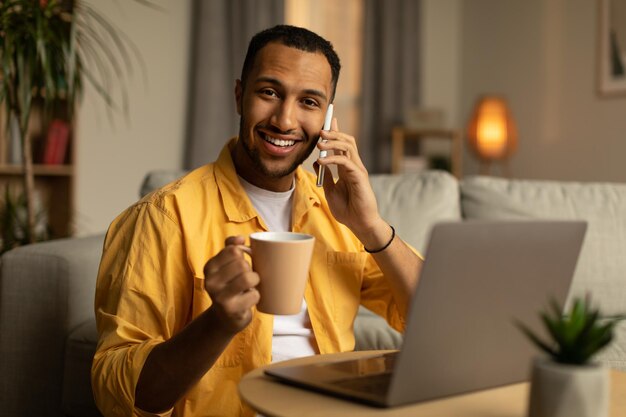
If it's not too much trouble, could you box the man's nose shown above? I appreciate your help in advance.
[270,100,297,132]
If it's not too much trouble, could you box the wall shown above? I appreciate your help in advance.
[421,0,462,130]
[460,0,626,182]
[75,1,191,236]
[418,0,463,161]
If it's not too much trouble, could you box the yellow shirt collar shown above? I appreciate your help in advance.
[214,138,321,225]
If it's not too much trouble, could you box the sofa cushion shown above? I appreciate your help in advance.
[140,169,188,197]
[370,170,462,254]
[354,306,403,350]
[461,176,626,370]
[62,319,101,417]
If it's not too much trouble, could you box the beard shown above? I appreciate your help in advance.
[238,115,319,178]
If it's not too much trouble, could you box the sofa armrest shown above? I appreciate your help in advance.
[0,234,105,417]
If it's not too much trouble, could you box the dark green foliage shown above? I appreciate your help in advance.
[0,185,48,254]
[1,0,147,126]
[517,296,625,365]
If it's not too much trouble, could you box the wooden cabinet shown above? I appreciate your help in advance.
[391,126,463,178]
[0,102,75,238]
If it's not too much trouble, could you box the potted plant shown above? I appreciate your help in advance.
[0,0,151,243]
[517,295,624,417]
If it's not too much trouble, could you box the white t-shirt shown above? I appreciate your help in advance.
[239,177,318,362]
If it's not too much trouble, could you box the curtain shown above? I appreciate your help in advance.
[359,0,421,173]
[185,0,284,169]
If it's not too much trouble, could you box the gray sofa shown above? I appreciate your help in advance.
[1,170,625,417]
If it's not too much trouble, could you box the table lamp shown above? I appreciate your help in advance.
[466,96,517,176]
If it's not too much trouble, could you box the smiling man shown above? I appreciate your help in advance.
[92,25,422,417]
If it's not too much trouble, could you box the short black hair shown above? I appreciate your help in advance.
[240,25,341,101]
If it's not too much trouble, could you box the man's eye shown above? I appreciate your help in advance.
[302,98,319,107]
[261,89,277,97]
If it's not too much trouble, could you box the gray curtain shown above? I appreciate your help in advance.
[359,0,421,173]
[185,0,284,169]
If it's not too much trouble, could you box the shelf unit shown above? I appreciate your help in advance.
[391,126,463,178]
[0,102,75,239]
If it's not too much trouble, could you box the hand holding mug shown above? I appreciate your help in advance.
[203,236,260,334]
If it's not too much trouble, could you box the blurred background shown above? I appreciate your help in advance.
[73,0,626,236]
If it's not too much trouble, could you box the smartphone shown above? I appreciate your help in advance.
[316,103,334,187]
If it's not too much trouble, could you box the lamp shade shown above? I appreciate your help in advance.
[467,96,517,161]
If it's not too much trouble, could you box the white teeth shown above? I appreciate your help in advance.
[265,136,295,147]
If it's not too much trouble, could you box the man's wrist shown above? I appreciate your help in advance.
[364,225,395,253]
[201,306,242,339]
[357,219,394,253]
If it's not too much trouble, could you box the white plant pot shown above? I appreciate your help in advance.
[527,357,609,417]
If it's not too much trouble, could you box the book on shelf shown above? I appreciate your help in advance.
[43,119,70,165]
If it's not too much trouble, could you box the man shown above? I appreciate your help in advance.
[92,25,422,417]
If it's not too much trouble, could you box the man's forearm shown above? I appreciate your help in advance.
[371,237,422,317]
[353,217,423,317]
[134,308,235,413]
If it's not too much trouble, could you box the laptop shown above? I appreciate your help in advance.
[264,220,587,407]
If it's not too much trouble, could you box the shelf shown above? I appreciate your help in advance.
[0,100,75,239]
[391,126,463,178]
[0,164,73,176]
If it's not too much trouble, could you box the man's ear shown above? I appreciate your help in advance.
[235,80,243,116]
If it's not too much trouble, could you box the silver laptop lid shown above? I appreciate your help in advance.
[388,220,587,406]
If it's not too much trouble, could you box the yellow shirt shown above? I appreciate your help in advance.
[92,140,406,417]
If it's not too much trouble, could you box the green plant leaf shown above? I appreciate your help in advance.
[514,319,557,358]
[517,295,626,365]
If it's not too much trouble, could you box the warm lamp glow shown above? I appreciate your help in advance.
[476,102,508,158]
[467,96,517,163]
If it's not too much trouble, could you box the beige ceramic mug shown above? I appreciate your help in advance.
[247,232,315,315]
